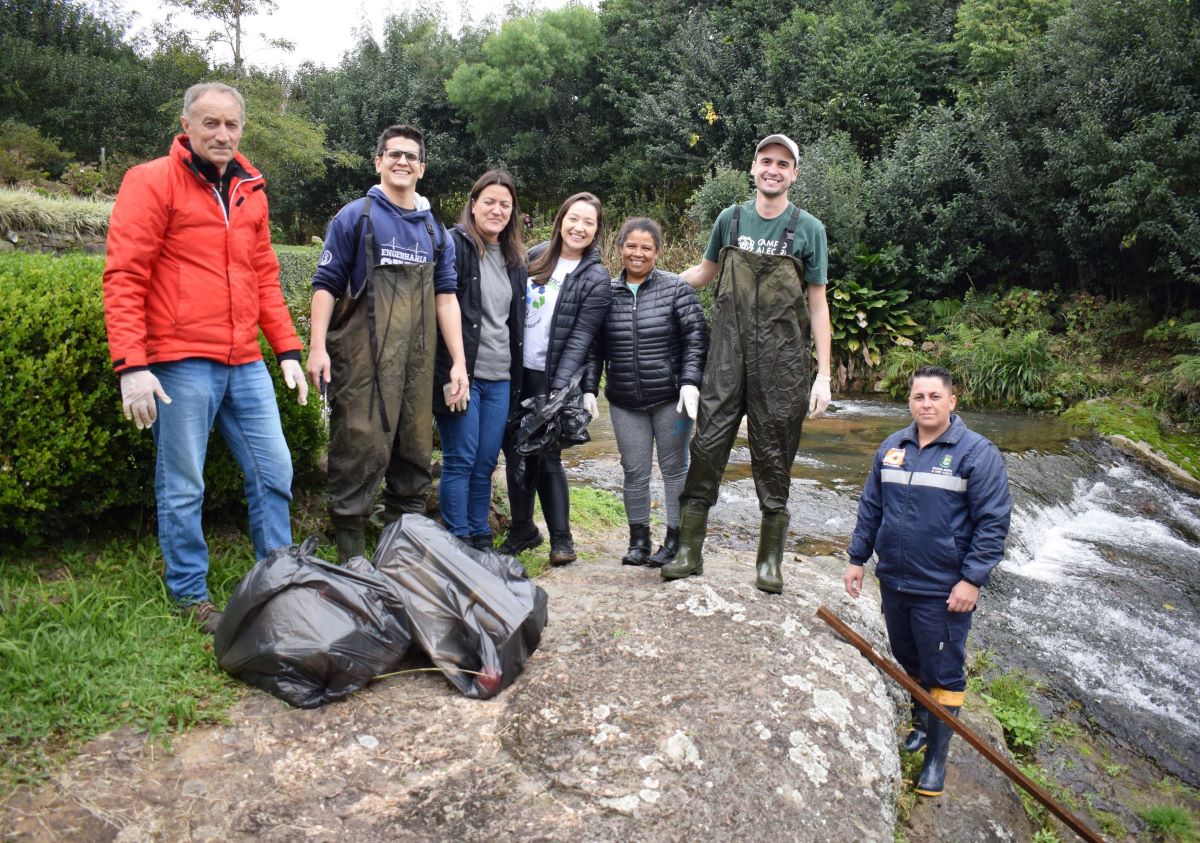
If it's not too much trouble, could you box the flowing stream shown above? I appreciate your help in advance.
[567,397,1200,785]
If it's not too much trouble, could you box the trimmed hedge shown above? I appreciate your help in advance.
[0,251,325,541]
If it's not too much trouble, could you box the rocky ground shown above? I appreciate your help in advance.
[0,521,1042,842]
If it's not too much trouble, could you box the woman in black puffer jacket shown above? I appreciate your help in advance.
[500,192,613,567]
[584,218,709,567]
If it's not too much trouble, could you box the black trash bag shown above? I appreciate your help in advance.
[510,374,592,456]
[214,537,412,709]
[371,515,549,699]
[507,373,592,489]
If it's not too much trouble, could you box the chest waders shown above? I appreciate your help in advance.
[663,206,813,593]
[326,196,440,561]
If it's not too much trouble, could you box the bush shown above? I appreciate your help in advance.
[0,252,325,542]
[0,120,71,185]
[686,166,751,233]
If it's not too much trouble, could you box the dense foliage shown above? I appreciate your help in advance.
[2,0,1198,385]
[0,251,325,541]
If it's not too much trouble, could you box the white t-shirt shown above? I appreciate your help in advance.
[523,256,579,370]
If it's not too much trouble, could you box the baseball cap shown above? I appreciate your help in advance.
[755,133,800,163]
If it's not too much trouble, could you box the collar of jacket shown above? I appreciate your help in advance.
[171,134,257,187]
[612,266,661,292]
[900,413,966,448]
[528,240,602,274]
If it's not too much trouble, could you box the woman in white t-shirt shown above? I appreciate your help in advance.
[499,192,613,566]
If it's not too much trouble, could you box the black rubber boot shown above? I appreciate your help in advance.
[335,527,366,564]
[499,521,543,555]
[549,531,577,566]
[661,501,708,580]
[915,705,959,797]
[646,526,680,568]
[621,523,652,566]
[904,697,929,753]
[754,510,789,594]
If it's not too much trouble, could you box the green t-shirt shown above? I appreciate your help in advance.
[703,200,828,285]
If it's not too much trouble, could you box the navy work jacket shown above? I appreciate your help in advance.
[846,414,1012,597]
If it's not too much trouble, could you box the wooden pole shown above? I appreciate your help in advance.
[816,605,1103,843]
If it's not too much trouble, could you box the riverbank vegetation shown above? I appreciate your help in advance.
[963,653,1200,841]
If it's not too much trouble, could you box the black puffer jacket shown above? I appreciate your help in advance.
[583,268,709,409]
[433,225,527,415]
[527,242,613,393]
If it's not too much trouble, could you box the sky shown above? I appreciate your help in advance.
[112,0,587,71]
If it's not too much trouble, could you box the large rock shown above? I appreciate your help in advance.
[1,546,901,841]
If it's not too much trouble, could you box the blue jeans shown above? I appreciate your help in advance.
[151,359,294,604]
[436,378,510,537]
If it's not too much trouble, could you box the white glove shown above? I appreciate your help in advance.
[676,384,699,420]
[808,374,831,418]
[120,370,171,430]
[280,358,309,406]
[583,392,599,419]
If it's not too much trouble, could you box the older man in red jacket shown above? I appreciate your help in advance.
[103,81,308,634]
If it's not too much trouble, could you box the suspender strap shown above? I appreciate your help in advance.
[348,195,374,301]
[782,207,801,257]
[358,196,392,433]
[729,204,741,247]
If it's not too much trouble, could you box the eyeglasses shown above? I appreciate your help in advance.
[381,149,421,163]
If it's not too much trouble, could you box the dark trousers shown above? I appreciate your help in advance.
[880,585,972,693]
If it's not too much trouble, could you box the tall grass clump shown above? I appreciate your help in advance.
[0,187,112,237]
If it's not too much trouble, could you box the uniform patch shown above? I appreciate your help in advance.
[319,249,333,266]
[941,455,953,468]
[883,448,905,467]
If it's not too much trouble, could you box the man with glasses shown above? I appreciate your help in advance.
[306,124,469,562]
[664,133,833,594]
[103,82,308,634]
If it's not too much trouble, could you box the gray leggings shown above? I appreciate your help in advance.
[609,401,693,527]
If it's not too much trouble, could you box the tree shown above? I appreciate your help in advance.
[293,10,479,221]
[164,0,293,77]
[446,6,606,201]
[953,0,1069,87]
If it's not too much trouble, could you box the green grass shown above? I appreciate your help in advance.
[1062,398,1200,483]
[0,530,254,790]
[981,672,1046,755]
[0,187,112,237]
[1138,805,1198,841]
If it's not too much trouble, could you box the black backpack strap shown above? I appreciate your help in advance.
[729,204,741,248]
[781,207,801,257]
[422,213,445,261]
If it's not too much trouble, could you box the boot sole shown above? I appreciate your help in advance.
[755,580,783,594]
[914,787,944,797]
[661,567,702,580]
[499,534,544,555]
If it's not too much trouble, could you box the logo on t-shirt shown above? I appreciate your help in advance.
[737,235,755,251]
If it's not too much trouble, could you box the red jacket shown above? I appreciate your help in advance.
[103,135,302,373]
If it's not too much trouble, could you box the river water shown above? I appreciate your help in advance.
[566,397,1200,785]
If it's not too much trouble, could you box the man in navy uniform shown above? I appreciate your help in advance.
[842,365,1011,797]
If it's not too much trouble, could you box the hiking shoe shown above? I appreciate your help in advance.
[499,522,543,556]
[179,600,223,635]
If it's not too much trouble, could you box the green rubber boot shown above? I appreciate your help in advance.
[335,527,366,564]
[754,510,789,594]
[661,501,708,580]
